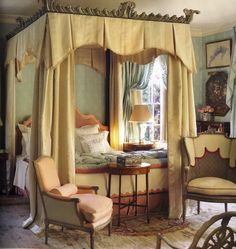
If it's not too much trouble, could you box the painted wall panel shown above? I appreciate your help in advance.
[15,64,35,123]
[192,29,234,122]
[75,64,106,124]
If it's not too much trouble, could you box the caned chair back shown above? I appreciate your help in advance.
[184,134,236,183]
[34,156,61,192]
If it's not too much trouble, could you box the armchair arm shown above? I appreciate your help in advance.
[182,165,190,183]
[77,185,99,194]
[46,192,80,201]
[42,192,83,226]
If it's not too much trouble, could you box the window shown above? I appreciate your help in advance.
[142,55,167,142]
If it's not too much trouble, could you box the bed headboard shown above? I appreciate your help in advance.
[15,116,32,156]
[75,109,108,131]
[16,110,108,155]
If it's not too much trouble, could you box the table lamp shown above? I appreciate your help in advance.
[129,104,152,144]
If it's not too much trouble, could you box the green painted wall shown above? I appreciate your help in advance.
[14,64,106,124]
[192,36,204,109]
[15,64,35,123]
[75,64,106,124]
[192,29,234,122]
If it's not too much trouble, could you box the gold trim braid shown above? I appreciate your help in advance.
[6,1,200,40]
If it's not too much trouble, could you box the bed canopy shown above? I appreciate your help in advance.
[5,0,198,228]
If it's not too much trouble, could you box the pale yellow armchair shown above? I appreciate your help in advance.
[183,134,236,221]
[34,156,113,249]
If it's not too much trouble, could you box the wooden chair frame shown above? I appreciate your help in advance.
[34,161,112,249]
[156,211,236,249]
[182,134,236,221]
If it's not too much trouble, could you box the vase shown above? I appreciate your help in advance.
[199,113,213,121]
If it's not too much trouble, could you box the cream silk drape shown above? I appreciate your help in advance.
[109,52,124,150]
[5,12,196,224]
[167,56,197,218]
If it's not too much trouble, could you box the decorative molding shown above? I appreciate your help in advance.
[6,7,46,40]
[6,1,200,40]
[45,1,199,23]
[191,22,236,37]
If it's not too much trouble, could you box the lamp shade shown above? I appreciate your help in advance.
[129,104,151,123]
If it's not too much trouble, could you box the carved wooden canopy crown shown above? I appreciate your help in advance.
[6,1,200,40]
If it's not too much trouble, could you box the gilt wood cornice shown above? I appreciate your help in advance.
[6,1,200,40]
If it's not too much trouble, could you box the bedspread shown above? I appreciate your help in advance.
[75,149,168,172]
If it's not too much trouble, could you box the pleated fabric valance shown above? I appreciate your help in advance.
[5,13,196,74]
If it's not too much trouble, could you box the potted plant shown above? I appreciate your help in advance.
[197,105,214,121]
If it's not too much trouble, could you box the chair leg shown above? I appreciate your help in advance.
[225,203,228,212]
[197,200,200,214]
[182,197,186,223]
[45,221,49,245]
[108,220,112,236]
[156,234,162,249]
[90,231,95,249]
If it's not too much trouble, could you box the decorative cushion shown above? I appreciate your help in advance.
[76,124,99,135]
[81,138,106,153]
[80,131,112,153]
[70,193,113,223]
[82,210,113,229]
[187,177,236,196]
[50,183,78,196]
[34,156,61,192]
[75,125,99,155]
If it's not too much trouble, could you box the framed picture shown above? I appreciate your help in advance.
[206,71,230,116]
[206,39,232,69]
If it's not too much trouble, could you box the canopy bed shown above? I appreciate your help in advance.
[5,0,198,232]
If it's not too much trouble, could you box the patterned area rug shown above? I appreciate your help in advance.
[110,213,188,236]
[2,202,236,249]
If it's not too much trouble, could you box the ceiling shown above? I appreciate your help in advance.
[0,0,236,36]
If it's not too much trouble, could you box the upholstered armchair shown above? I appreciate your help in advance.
[183,134,236,221]
[156,211,236,248]
[34,156,113,249]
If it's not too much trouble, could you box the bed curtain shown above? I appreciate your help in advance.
[5,12,196,228]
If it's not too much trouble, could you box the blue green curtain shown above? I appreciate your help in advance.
[122,61,154,142]
[227,27,236,137]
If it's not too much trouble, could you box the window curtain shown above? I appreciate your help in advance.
[122,61,154,141]
[167,56,196,219]
[109,52,124,150]
[155,55,168,142]
[227,27,236,137]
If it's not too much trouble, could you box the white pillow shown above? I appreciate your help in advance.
[18,124,31,134]
[18,124,31,158]
[22,133,31,158]
[75,124,99,155]
[76,124,99,135]
[80,131,112,153]
[81,138,107,153]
